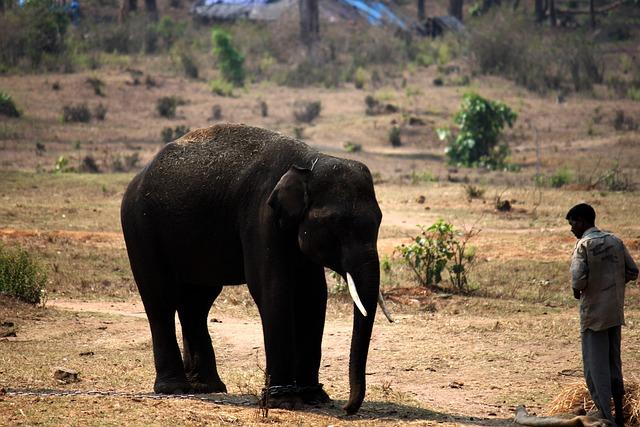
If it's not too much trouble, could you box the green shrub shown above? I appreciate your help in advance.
[293,100,321,123]
[54,155,75,173]
[0,243,47,304]
[212,29,245,87]
[156,96,184,118]
[94,103,107,121]
[85,77,105,96]
[180,52,199,79]
[209,78,235,97]
[161,125,190,143]
[0,0,69,68]
[161,127,174,143]
[464,184,485,200]
[0,92,21,117]
[441,92,517,169]
[155,16,186,50]
[62,104,91,123]
[411,171,438,184]
[353,67,369,89]
[549,167,572,188]
[389,125,401,146]
[396,220,455,288]
[343,141,362,152]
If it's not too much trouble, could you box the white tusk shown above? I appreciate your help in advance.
[378,291,394,323]
[346,272,367,317]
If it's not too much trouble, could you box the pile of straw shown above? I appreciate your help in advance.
[547,381,640,426]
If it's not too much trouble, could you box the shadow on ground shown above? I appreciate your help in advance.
[201,394,513,425]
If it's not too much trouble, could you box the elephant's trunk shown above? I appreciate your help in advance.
[343,259,380,415]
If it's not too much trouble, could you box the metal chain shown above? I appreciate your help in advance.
[0,387,244,404]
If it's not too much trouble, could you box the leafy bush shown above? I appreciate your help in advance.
[161,125,190,143]
[353,67,369,89]
[549,167,572,188]
[0,92,21,117]
[212,29,245,87]
[293,100,321,123]
[343,142,362,152]
[388,125,401,147]
[94,103,107,121]
[209,78,235,97]
[154,16,186,50]
[156,96,185,118]
[85,77,105,96]
[0,0,69,68]
[79,155,100,173]
[397,221,454,287]
[54,155,75,173]
[62,104,91,123]
[440,92,517,169]
[161,127,174,143]
[464,184,485,200]
[411,171,438,184]
[396,220,476,293]
[0,243,47,304]
[180,52,198,79]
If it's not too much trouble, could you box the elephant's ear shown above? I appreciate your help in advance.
[268,165,310,228]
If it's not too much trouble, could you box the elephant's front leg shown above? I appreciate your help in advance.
[256,288,304,409]
[292,264,331,405]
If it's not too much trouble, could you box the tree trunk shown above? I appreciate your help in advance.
[299,0,319,51]
[119,0,158,22]
[534,0,545,22]
[549,0,556,26]
[589,0,595,28]
[145,0,158,20]
[417,0,425,21]
[448,0,463,21]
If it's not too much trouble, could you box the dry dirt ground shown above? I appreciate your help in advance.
[1,62,640,426]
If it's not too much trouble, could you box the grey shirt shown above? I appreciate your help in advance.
[571,227,638,332]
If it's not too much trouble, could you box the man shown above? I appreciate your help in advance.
[567,203,638,427]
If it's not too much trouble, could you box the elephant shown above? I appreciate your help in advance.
[120,123,392,414]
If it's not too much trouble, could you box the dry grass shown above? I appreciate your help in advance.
[548,381,640,426]
[2,47,640,426]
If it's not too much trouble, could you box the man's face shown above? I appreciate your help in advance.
[568,217,589,239]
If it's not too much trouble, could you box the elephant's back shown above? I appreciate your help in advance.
[129,123,315,214]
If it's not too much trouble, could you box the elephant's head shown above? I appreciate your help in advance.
[268,157,388,414]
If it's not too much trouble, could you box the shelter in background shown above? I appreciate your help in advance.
[190,0,408,30]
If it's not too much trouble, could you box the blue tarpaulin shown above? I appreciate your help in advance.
[191,0,407,30]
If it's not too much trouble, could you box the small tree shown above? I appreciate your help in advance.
[396,220,455,288]
[440,92,517,170]
[211,29,245,87]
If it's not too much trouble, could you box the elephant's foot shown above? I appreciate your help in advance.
[189,379,227,394]
[298,384,331,406]
[260,385,304,410]
[154,378,191,394]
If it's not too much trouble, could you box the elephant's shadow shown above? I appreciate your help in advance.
[198,394,513,425]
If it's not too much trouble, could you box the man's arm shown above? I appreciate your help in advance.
[571,242,589,292]
[623,244,639,283]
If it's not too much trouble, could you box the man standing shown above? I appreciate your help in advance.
[567,203,638,427]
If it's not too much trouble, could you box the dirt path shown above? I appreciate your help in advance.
[39,298,589,424]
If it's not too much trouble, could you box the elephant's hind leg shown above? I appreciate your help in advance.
[126,241,190,394]
[177,285,227,393]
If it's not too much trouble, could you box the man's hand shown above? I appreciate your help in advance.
[573,288,581,300]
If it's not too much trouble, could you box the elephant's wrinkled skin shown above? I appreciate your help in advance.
[120,124,383,414]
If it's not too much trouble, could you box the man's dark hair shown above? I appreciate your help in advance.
[566,203,596,224]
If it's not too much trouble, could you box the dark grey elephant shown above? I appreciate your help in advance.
[121,123,391,414]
